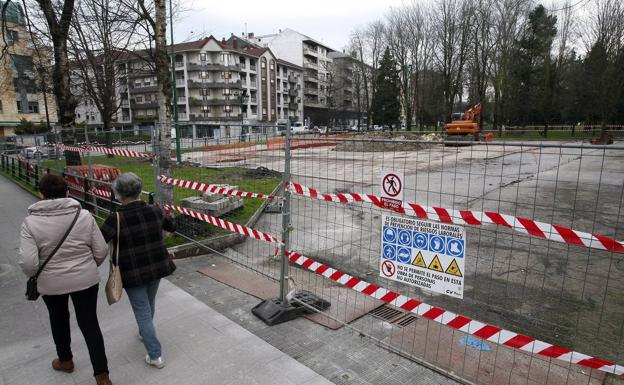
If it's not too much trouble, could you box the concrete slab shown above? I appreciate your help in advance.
[197,256,383,330]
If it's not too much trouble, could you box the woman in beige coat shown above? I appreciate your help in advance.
[19,174,112,385]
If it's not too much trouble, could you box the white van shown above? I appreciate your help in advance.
[291,122,308,133]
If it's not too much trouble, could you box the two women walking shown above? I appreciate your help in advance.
[18,173,175,385]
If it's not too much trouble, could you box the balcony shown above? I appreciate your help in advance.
[288,102,298,110]
[249,81,258,89]
[177,112,188,120]
[250,97,257,104]
[288,75,298,83]
[175,61,184,68]
[187,62,241,72]
[177,96,187,104]
[129,85,159,94]
[303,47,317,57]
[187,80,242,89]
[289,88,298,97]
[303,61,318,69]
[188,97,243,106]
[304,87,318,96]
[176,79,186,87]
[131,101,159,109]
[303,73,318,82]
[188,113,243,122]
[249,65,257,72]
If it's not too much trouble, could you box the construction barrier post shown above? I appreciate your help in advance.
[251,120,305,326]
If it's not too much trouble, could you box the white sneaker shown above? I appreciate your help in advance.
[145,355,165,369]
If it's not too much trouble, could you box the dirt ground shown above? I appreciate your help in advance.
[183,138,624,368]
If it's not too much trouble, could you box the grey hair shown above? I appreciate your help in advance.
[112,172,143,200]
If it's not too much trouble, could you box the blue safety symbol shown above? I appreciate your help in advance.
[398,230,412,246]
[429,235,445,253]
[383,244,396,261]
[446,238,464,258]
[413,232,428,249]
[383,226,397,243]
[397,247,412,264]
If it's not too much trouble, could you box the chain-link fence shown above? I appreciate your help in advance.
[2,126,623,385]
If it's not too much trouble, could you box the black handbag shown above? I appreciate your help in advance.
[26,209,81,301]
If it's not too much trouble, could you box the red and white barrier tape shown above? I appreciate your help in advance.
[57,144,153,159]
[162,196,624,376]
[158,175,274,199]
[67,182,112,200]
[164,204,280,244]
[287,182,624,253]
[286,250,624,377]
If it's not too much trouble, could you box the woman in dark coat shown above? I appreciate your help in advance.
[100,172,176,369]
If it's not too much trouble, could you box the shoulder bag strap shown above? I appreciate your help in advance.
[33,208,81,279]
[115,212,120,265]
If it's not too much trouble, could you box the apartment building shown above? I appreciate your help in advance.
[108,36,303,139]
[0,1,57,137]
[247,28,358,127]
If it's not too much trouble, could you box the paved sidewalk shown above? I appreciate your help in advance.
[0,174,332,385]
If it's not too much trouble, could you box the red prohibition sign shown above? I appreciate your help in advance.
[382,173,402,197]
[381,260,396,277]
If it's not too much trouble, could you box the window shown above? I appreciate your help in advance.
[199,53,207,62]
[145,94,152,102]
[0,100,2,112]
[271,108,275,116]
[200,88,209,96]
[277,94,281,103]
[144,80,151,86]
[221,71,231,79]
[28,102,39,113]
[223,88,231,96]
[16,101,23,113]
[223,105,232,113]
[270,62,274,70]
[201,105,210,112]
[262,108,267,115]
[261,61,266,69]
[221,53,230,66]
[136,96,143,102]
[7,30,18,45]
[200,71,208,79]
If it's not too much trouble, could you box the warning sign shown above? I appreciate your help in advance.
[428,255,444,272]
[445,259,463,277]
[412,251,426,268]
[379,170,404,211]
[379,214,466,299]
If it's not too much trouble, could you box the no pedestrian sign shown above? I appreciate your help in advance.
[379,170,404,211]
[379,213,466,299]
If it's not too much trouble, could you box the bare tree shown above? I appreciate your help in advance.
[489,0,530,131]
[386,7,414,130]
[432,0,474,120]
[68,0,138,143]
[32,0,77,126]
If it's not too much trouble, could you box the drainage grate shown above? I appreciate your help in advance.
[370,304,418,327]
[395,315,418,327]
[370,304,405,323]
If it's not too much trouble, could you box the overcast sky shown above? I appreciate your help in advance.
[174,0,407,51]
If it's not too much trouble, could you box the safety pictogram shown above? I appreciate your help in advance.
[445,258,463,277]
[427,255,444,272]
[412,251,426,268]
[381,260,396,277]
[382,173,402,197]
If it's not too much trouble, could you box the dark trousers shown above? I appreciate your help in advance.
[42,284,108,376]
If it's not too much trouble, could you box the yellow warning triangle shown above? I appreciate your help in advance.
[427,255,444,272]
[445,259,463,277]
[412,251,426,268]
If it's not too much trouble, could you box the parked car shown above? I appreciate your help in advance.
[291,122,309,133]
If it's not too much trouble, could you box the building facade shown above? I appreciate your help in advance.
[0,1,57,137]
[104,36,303,139]
[247,28,358,127]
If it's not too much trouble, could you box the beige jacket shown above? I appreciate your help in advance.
[19,198,109,295]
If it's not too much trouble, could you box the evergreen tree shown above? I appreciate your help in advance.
[371,47,401,128]
[507,5,557,129]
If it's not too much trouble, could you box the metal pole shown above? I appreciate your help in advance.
[168,0,181,162]
[279,119,292,303]
[151,126,162,204]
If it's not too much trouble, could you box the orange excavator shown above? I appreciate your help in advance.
[446,103,488,141]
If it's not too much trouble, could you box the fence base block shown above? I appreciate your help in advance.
[252,298,305,326]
